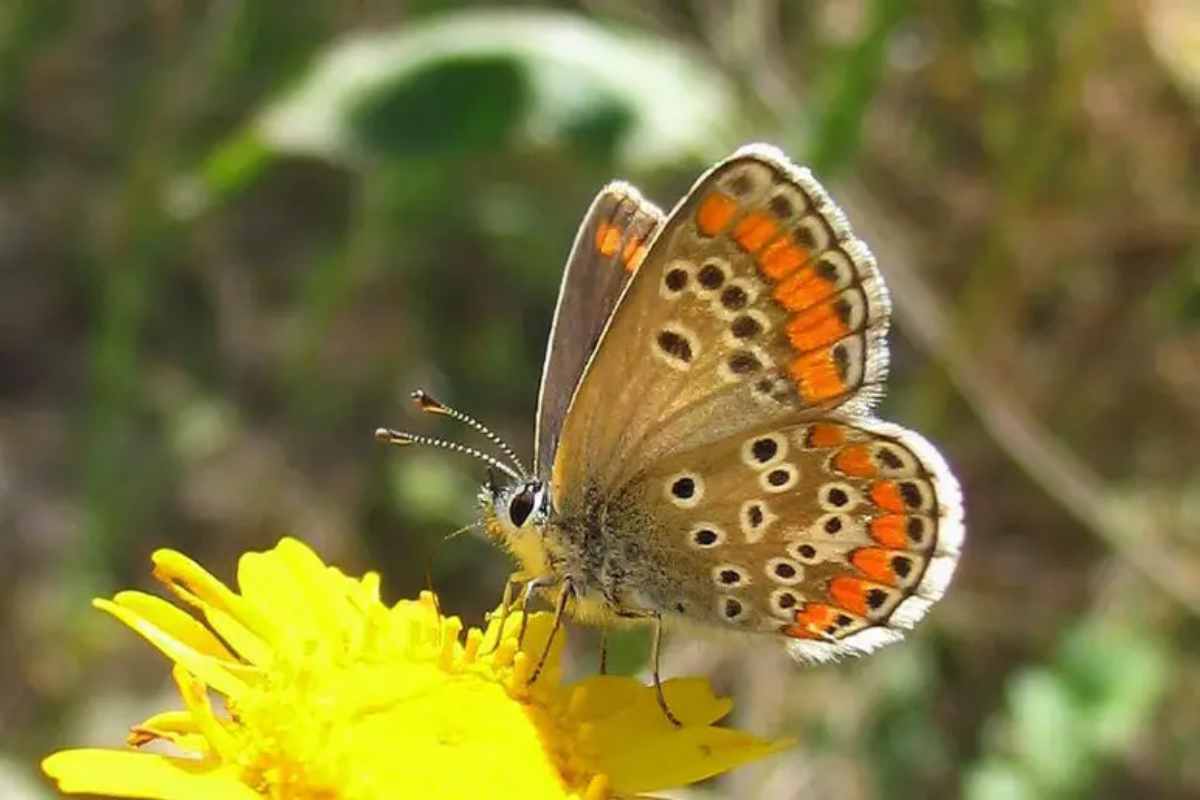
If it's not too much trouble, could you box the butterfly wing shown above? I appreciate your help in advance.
[553,144,890,493]
[548,145,962,657]
[638,416,962,661]
[533,182,663,475]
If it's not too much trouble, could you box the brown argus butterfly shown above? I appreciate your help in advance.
[378,145,964,724]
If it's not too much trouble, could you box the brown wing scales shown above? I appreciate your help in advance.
[534,183,663,473]
[641,416,962,662]
[554,146,889,494]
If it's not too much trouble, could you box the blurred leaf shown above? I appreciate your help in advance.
[965,759,1038,800]
[197,130,276,200]
[1009,671,1086,792]
[349,55,531,158]
[807,0,911,176]
[965,620,1168,799]
[253,10,739,170]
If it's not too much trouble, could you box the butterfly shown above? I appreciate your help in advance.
[378,144,964,723]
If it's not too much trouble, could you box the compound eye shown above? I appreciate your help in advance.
[508,489,536,527]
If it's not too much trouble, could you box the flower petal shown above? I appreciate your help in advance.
[128,710,208,754]
[237,544,346,647]
[153,549,279,646]
[171,665,240,762]
[42,750,259,800]
[595,726,794,795]
[94,599,251,699]
[110,592,234,662]
[568,677,732,732]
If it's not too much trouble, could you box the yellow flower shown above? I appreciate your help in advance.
[43,538,791,799]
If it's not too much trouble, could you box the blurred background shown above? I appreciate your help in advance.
[2,1,1199,798]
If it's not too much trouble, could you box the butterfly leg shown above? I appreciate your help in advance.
[598,628,609,675]
[515,576,553,650]
[528,577,576,685]
[613,607,681,727]
[484,571,534,654]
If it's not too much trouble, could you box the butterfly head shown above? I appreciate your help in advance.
[480,470,550,548]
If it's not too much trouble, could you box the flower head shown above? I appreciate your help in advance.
[43,538,791,799]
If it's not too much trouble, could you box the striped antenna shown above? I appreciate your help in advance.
[410,389,528,477]
[374,428,522,482]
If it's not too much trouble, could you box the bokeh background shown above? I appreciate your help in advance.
[3,1,1200,798]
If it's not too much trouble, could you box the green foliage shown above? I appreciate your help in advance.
[250,10,740,171]
[966,623,1168,799]
[349,55,533,158]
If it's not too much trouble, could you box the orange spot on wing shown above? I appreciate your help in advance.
[732,212,780,253]
[773,266,836,312]
[696,192,737,236]
[595,223,621,257]
[829,576,875,616]
[851,548,898,585]
[870,481,906,512]
[788,348,846,403]
[870,514,908,548]
[621,236,647,272]
[805,423,845,448]
[759,236,810,281]
[834,444,877,478]
[783,602,839,638]
[786,302,851,352]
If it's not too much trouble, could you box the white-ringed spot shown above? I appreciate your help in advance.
[725,309,771,345]
[787,541,829,565]
[819,481,861,512]
[687,522,725,549]
[719,595,749,623]
[739,499,775,543]
[873,443,918,477]
[694,257,730,298]
[766,557,804,586]
[769,588,802,618]
[740,431,788,470]
[712,563,751,589]
[719,344,773,384]
[760,462,800,493]
[719,163,772,201]
[811,513,861,539]
[660,258,695,300]
[664,471,704,509]
[714,278,759,319]
[652,323,700,371]
[765,185,809,221]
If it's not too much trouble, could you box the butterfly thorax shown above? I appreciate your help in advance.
[481,476,676,626]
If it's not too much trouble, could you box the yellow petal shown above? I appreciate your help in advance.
[42,750,259,800]
[596,727,793,795]
[152,549,279,646]
[237,548,343,647]
[566,676,731,729]
[94,599,251,699]
[110,591,234,662]
[128,710,208,754]
[171,665,240,762]
[154,580,273,667]
[276,537,363,640]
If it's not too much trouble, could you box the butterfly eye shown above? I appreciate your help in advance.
[508,488,537,528]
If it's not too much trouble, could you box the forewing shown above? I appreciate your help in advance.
[645,416,963,661]
[553,144,890,494]
[534,182,663,474]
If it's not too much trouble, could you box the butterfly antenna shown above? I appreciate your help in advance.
[410,389,528,477]
[443,519,482,541]
[374,428,523,482]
